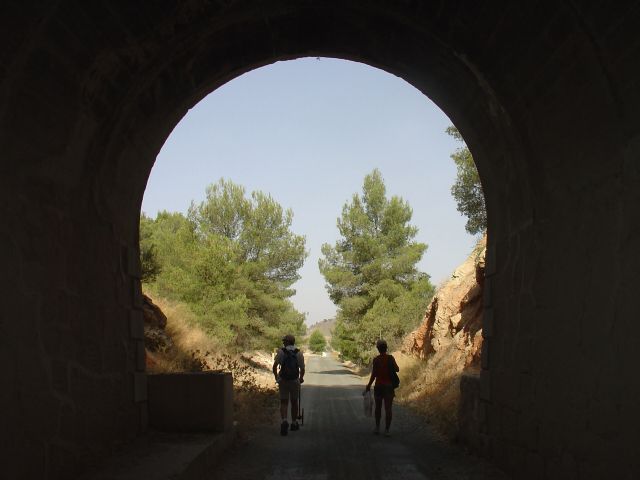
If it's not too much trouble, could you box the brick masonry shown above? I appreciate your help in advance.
[1,1,639,478]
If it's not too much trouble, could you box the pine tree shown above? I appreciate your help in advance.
[319,169,434,363]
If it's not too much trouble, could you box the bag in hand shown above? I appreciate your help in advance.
[362,390,373,417]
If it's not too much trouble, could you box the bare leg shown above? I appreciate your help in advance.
[291,397,298,422]
[374,395,382,430]
[384,396,393,431]
[280,399,288,420]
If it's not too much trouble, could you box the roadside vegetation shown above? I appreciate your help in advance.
[446,126,486,235]
[140,179,309,428]
[308,330,327,353]
[394,351,463,439]
[319,169,435,365]
[144,294,279,427]
[140,178,307,352]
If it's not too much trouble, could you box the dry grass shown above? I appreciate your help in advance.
[394,349,465,439]
[145,296,220,373]
[143,293,278,429]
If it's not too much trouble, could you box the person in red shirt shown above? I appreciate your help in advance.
[364,339,399,436]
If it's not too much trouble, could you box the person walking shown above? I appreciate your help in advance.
[364,339,399,436]
[272,334,305,436]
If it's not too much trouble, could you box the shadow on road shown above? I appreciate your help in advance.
[314,369,358,376]
[216,356,509,479]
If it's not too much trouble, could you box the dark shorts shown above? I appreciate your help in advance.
[278,379,300,401]
[374,385,395,399]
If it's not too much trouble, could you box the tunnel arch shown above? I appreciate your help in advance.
[2,2,640,479]
[87,5,529,246]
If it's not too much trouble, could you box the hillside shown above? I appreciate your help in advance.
[307,318,335,341]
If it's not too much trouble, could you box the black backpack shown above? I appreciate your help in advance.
[280,348,300,381]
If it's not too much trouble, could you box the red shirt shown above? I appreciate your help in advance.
[372,353,397,386]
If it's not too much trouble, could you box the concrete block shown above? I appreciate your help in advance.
[147,372,233,433]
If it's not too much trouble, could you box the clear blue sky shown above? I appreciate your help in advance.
[142,58,478,326]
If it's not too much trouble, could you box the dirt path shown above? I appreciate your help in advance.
[217,355,507,479]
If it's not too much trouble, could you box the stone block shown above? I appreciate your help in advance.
[458,373,483,451]
[134,372,147,403]
[135,340,146,372]
[129,309,144,339]
[485,241,496,276]
[479,400,490,434]
[483,307,494,338]
[51,358,69,394]
[517,412,539,451]
[47,441,77,480]
[139,401,149,433]
[483,277,492,307]
[481,338,490,369]
[123,244,141,278]
[500,405,518,443]
[480,368,491,401]
[132,280,143,308]
[524,451,545,480]
[518,373,535,411]
[514,338,533,373]
[147,372,233,433]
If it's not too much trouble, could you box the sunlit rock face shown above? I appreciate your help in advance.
[404,235,486,369]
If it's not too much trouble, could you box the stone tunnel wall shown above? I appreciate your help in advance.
[1,1,640,478]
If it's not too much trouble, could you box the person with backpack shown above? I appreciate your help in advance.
[272,334,305,436]
[364,339,399,436]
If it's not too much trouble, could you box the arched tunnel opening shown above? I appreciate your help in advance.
[2,2,639,479]
[137,56,489,475]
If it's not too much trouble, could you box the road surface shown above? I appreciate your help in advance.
[218,354,507,479]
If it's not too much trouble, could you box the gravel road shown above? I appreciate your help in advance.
[217,354,508,479]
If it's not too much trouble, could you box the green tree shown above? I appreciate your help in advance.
[139,179,308,350]
[140,213,162,282]
[308,330,327,353]
[319,169,434,364]
[446,126,486,234]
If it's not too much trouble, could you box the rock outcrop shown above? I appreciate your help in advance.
[404,235,486,368]
[143,294,172,353]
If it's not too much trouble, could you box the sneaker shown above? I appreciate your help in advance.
[373,427,380,435]
[290,422,300,431]
[384,430,391,437]
[280,421,289,436]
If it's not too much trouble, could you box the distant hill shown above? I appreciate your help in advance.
[307,318,335,340]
